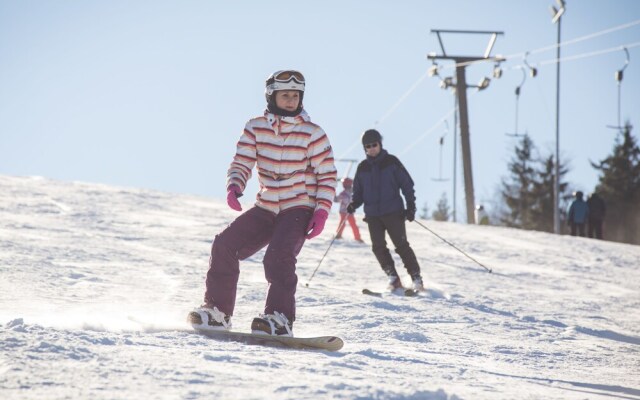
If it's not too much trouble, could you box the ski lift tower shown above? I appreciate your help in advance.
[427,29,504,224]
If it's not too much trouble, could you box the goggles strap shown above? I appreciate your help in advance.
[266,81,305,95]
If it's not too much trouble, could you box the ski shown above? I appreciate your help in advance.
[192,327,344,352]
[362,288,419,297]
[361,288,383,297]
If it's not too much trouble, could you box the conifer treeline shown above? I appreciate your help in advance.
[590,123,640,244]
[499,122,640,244]
[420,122,639,244]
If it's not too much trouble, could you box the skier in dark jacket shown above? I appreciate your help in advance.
[567,191,589,237]
[347,129,424,292]
[586,192,606,239]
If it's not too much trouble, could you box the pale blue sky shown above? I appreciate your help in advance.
[1,0,639,221]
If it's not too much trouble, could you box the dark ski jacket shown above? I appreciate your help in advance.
[351,149,416,217]
[587,193,606,221]
[567,198,589,224]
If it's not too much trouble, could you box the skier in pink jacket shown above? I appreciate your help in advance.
[189,70,337,337]
[334,178,363,242]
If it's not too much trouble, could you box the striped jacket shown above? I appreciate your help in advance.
[226,110,337,215]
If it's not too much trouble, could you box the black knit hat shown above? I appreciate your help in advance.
[361,129,382,146]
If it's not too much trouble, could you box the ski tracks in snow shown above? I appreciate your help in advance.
[1,176,639,400]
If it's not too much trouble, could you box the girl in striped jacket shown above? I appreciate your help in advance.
[188,70,337,337]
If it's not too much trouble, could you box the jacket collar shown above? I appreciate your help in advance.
[367,149,388,164]
[265,109,310,125]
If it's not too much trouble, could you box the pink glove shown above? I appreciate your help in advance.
[305,209,329,239]
[226,185,243,211]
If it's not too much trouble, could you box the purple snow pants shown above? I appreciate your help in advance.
[204,206,312,321]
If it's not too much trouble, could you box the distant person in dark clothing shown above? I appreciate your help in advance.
[587,192,606,239]
[347,129,424,292]
[567,191,589,237]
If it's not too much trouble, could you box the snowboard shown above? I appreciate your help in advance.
[192,326,344,352]
[362,288,419,297]
[188,311,343,351]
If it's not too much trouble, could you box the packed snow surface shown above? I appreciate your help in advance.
[1,175,639,399]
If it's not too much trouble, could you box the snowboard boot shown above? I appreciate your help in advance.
[251,311,293,337]
[188,304,232,331]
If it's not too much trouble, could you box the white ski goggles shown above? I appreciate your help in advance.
[273,70,305,84]
[266,70,305,95]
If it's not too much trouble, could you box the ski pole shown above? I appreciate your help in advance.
[412,220,492,273]
[305,214,350,287]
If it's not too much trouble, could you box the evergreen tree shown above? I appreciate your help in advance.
[431,193,450,222]
[591,122,640,244]
[420,202,430,220]
[500,135,537,228]
[530,154,570,233]
[500,134,570,232]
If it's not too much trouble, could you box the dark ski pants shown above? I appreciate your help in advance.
[570,222,586,237]
[365,211,421,280]
[588,218,603,239]
[204,206,312,322]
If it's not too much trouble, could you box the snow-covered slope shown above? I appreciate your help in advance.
[1,175,638,400]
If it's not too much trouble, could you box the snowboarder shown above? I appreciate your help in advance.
[189,70,337,337]
[333,177,363,242]
[347,129,424,292]
[586,192,605,239]
[567,191,589,237]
